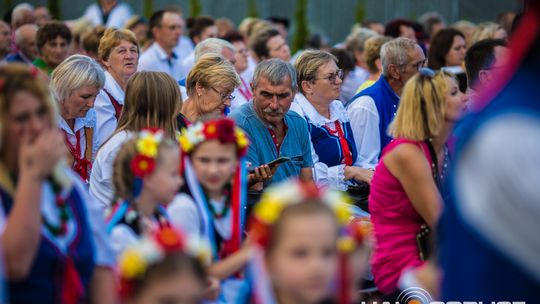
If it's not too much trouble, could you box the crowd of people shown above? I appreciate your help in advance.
[0,1,538,303]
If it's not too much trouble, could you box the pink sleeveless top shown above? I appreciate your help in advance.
[369,138,433,294]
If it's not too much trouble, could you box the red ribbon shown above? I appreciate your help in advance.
[238,77,253,101]
[63,129,92,181]
[103,89,123,120]
[323,121,353,166]
[61,257,85,304]
[221,164,242,257]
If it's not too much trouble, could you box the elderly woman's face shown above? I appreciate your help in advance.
[196,83,234,117]
[103,39,139,81]
[41,36,69,68]
[4,90,52,155]
[62,86,100,119]
[309,60,343,103]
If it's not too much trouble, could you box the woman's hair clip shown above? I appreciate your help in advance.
[419,67,437,78]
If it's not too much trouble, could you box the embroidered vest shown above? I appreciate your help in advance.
[347,76,399,151]
[306,120,358,167]
[0,185,95,304]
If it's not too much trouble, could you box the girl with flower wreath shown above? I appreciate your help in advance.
[106,128,183,255]
[168,117,251,302]
[0,64,116,303]
[117,226,210,304]
[246,180,370,304]
[90,71,181,210]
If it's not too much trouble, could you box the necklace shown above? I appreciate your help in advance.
[42,182,71,236]
[206,190,231,219]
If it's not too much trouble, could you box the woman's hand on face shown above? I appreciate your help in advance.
[344,166,374,184]
[19,129,66,180]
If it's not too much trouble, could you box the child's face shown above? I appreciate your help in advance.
[191,140,238,196]
[131,272,205,304]
[267,213,338,304]
[144,146,183,204]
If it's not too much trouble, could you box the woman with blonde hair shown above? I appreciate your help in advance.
[50,54,105,182]
[369,68,467,294]
[94,28,140,151]
[356,35,392,93]
[0,64,116,304]
[181,53,240,122]
[471,22,508,45]
[90,71,181,209]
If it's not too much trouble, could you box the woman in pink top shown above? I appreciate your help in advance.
[369,68,467,294]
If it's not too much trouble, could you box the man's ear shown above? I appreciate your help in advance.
[151,27,159,39]
[478,70,490,85]
[387,63,400,80]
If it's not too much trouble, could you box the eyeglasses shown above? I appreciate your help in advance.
[211,87,235,102]
[412,59,427,71]
[316,69,344,83]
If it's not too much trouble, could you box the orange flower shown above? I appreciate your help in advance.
[131,155,156,177]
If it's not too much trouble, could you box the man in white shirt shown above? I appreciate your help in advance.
[178,38,237,100]
[346,38,425,168]
[138,9,183,81]
[83,0,133,29]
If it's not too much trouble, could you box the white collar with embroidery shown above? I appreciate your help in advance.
[293,93,349,127]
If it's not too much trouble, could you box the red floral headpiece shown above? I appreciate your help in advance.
[178,118,249,158]
[130,128,165,178]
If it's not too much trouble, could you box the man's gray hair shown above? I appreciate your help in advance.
[252,58,297,92]
[345,27,378,53]
[12,3,34,26]
[194,38,236,62]
[14,24,37,46]
[380,37,418,76]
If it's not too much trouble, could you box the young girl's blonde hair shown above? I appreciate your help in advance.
[112,136,178,201]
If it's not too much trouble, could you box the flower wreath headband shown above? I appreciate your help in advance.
[118,227,210,299]
[247,180,370,304]
[178,118,249,157]
[128,128,170,198]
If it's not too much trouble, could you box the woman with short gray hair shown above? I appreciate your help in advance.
[50,54,105,181]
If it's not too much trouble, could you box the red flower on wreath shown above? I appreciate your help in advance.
[215,119,237,143]
[131,154,156,177]
[155,227,185,253]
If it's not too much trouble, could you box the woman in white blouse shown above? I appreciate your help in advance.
[291,50,373,192]
[50,55,105,182]
[94,28,139,152]
[90,71,181,210]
